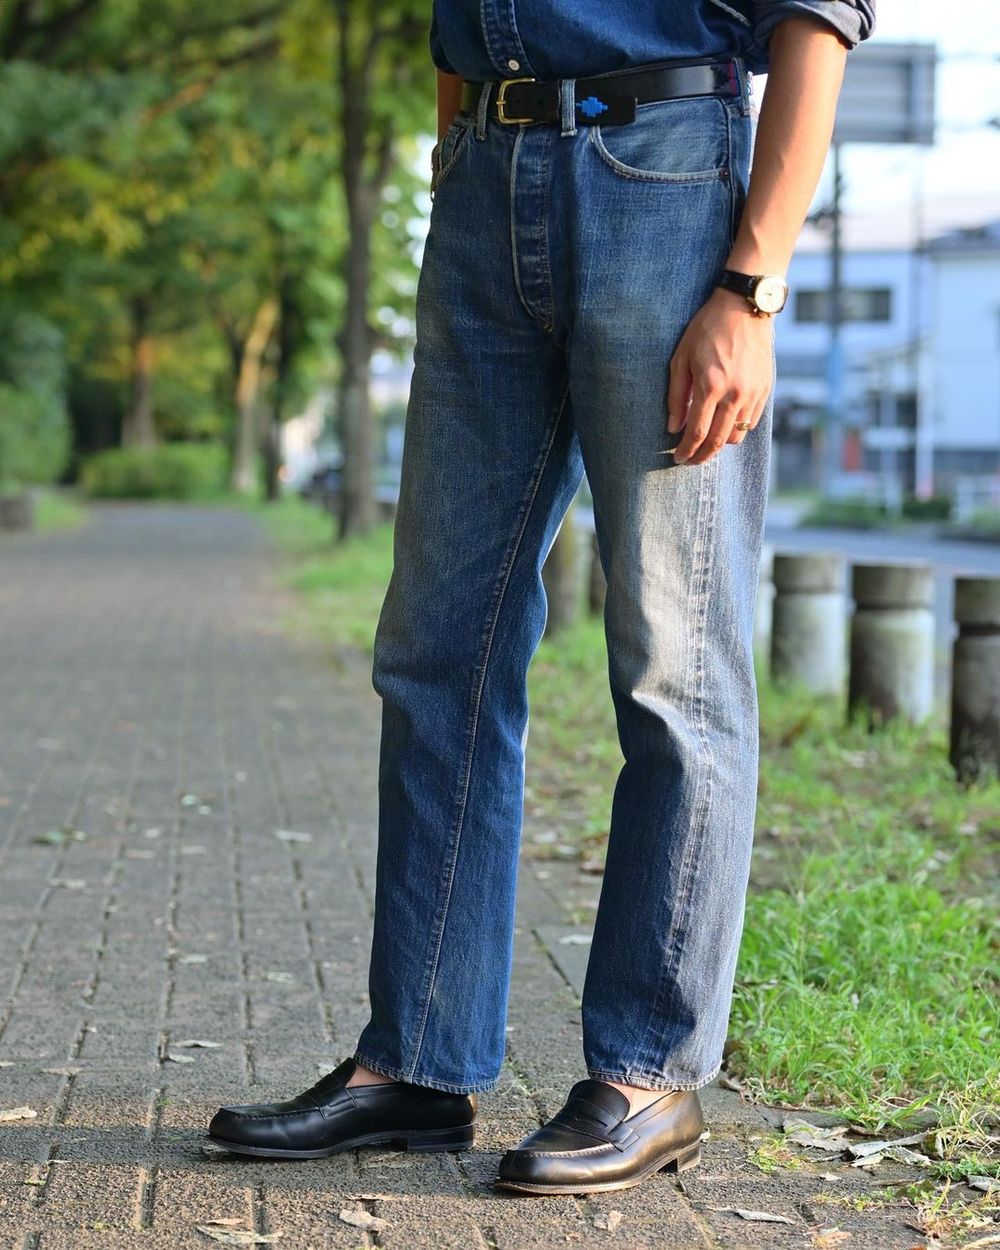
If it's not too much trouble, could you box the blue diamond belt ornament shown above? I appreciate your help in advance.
[577,95,609,119]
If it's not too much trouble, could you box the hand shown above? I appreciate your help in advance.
[666,287,775,465]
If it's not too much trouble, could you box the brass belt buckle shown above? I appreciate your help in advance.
[495,76,538,124]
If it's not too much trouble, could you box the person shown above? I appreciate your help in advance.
[208,0,875,1196]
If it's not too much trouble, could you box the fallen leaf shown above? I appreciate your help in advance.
[718,1075,748,1094]
[593,1210,623,1231]
[810,1228,851,1248]
[787,1131,850,1152]
[180,794,199,807]
[0,1107,38,1122]
[41,1066,81,1077]
[195,1226,281,1245]
[782,1118,848,1139]
[173,1039,222,1049]
[558,934,591,945]
[338,1206,387,1232]
[201,1143,233,1159]
[845,1133,926,1160]
[51,878,88,890]
[263,971,295,984]
[179,954,209,965]
[33,828,85,845]
[715,1208,796,1225]
[163,1052,196,1064]
[968,1175,999,1192]
[877,1146,931,1167]
[275,830,312,843]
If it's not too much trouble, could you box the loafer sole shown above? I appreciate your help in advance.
[494,1140,701,1195]
[207,1121,475,1160]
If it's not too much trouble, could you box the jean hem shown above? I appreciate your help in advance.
[586,1062,722,1092]
[352,1052,498,1095]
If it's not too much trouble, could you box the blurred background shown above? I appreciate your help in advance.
[1,0,997,541]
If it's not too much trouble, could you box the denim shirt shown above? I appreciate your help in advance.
[430,0,876,81]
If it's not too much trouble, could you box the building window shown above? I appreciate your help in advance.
[794,287,893,323]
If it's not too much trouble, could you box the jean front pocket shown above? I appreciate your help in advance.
[589,94,731,184]
[430,110,475,199]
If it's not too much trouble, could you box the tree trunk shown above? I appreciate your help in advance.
[230,296,278,494]
[542,500,581,637]
[122,295,157,449]
[333,1,400,541]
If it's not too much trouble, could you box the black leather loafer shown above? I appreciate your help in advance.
[494,1078,704,1195]
[207,1058,477,1158]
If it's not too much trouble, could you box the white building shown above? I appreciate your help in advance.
[773,219,1000,502]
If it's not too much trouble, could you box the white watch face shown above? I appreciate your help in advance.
[754,275,787,313]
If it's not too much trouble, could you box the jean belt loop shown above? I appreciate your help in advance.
[733,56,752,116]
[559,77,577,136]
[475,80,491,139]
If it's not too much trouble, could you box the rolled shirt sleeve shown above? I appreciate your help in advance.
[751,0,876,50]
[429,8,460,74]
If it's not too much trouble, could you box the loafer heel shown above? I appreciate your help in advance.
[400,1122,475,1152]
[660,1142,701,1173]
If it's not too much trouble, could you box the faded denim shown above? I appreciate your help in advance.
[354,63,774,1095]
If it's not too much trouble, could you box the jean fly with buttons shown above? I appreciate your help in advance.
[353,61,773,1095]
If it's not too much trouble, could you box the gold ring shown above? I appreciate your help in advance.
[734,421,752,432]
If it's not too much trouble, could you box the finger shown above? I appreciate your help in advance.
[666,349,692,434]
[686,400,740,465]
[674,376,726,462]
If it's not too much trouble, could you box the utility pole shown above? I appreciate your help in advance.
[823,142,845,498]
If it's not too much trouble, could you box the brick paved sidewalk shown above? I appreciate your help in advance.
[0,504,936,1249]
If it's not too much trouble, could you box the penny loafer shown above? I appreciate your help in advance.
[207,1058,477,1158]
[494,1078,704,1195]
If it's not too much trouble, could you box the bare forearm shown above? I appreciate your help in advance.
[437,69,465,139]
[727,17,848,275]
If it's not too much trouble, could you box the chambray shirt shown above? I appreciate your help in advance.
[429,0,876,81]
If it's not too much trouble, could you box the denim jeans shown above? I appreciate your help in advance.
[354,60,773,1095]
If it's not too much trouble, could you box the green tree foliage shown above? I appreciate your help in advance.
[0,308,70,488]
[0,0,435,505]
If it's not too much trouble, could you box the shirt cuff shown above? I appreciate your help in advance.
[752,0,876,50]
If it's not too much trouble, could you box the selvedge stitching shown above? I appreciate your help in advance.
[405,380,572,1081]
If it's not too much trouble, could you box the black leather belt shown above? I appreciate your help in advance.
[460,56,743,128]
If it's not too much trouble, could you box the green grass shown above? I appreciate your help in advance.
[34,487,90,533]
[254,496,1000,1142]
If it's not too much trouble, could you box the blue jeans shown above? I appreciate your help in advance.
[354,62,772,1095]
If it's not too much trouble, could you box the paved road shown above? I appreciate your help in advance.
[0,504,942,1248]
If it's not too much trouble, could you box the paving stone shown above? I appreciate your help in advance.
[0,504,935,1250]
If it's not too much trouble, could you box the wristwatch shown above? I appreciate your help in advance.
[715,268,789,316]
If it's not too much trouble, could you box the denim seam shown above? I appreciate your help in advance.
[404,379,572,1084]
[353,1051,497,1095]
[509,127,556,333]
[587,1061,722,1093]
[633,459,720,1078]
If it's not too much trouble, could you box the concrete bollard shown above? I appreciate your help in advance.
[754,543,774,668]
[848,563,935,727]
[950,577,1000,783]
[770,553,846,695]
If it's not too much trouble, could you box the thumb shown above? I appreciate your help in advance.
[667,350,691,434]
